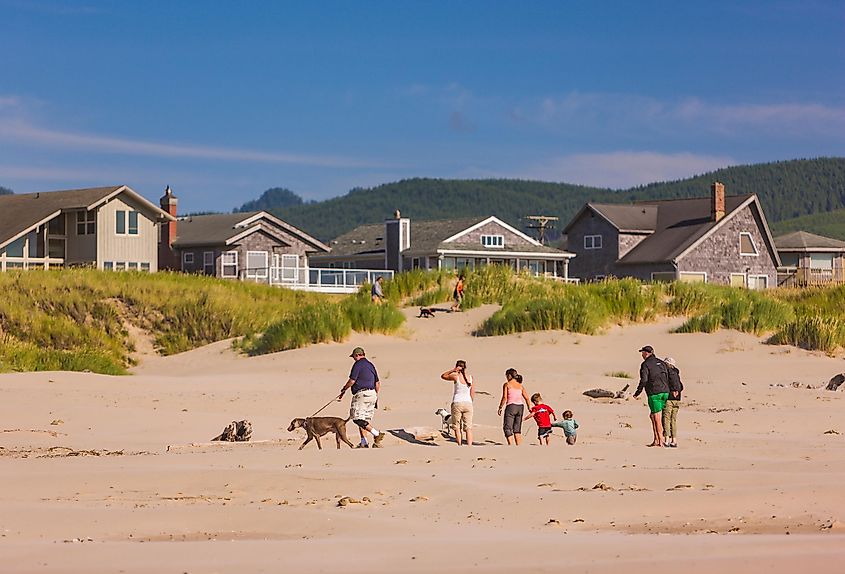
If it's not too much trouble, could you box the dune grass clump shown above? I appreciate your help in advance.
[605,371,632,379]
[675,288,794,335]
[770,313,845,354]
[342,292,405,333]
[241,303,352,355]
[476,288,609,336]
[0,338,126,375]
[586,278,663,322]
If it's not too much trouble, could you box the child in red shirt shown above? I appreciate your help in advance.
[525,392,556,445]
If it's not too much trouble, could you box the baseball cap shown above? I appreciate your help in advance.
[350,346,365,357]
[638,345,654,353]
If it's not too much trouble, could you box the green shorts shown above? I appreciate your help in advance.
[647,393,669,414]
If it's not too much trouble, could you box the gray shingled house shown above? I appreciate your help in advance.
[0,186,174,272]
[310,211,575,279]
[563,182,780,288]
[157,188,329,283]
[774,230,845,286]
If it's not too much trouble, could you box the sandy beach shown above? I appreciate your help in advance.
[2,305,844,573]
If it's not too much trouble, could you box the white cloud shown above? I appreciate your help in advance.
[0,117,387,169]
[522,151,737,189]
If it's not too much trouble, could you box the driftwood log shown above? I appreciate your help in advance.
[826,374,845,392]
[211,420,253,442]
[583,383,630,400]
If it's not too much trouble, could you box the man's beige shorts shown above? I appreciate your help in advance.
[450,401,473,432]
[350,389,378,422]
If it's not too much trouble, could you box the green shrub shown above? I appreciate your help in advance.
[342,293,405,333]
[771,314,845,354]
[243,303,352,355]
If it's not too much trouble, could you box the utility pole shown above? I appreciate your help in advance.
[524,215,559,245]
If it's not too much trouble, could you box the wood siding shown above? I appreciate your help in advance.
[566,213,619,280]
[97,196,159,271]
[677,205,777,286]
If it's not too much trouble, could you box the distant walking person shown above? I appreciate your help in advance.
[440,360,475,446]
[371,276,385,304]
[451,274,465,312]
[632,345,670,447]
[662,357,684,448]
[498,369,531,445]
[338,347,385,448]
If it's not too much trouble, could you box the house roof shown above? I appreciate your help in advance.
[172,211,329,252]
[615,195,764,265]
[774,230,845,252]
[319,215,572,259]
[0,185,173,250]
[588,204,659,233]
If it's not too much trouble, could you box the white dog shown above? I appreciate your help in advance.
[434,408,451,432]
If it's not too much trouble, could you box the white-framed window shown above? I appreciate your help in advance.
[281,254,299,282]
[481,234,504,248]
[128,262,138,270]
[76,211,96,235]
[584,235,603,250]
[203,251,215,275]
[140,262,151,272]
[246,251,268,278]
[183,252,194,268]
[809,253,834,269]
[748,275,768,290]
[116,210,126,234]
[730,273,747,288]
[739,232,758,256]
[679,272,707,283]
[103,261,114,271]
[128,211,138,235]
[221,251,238,278]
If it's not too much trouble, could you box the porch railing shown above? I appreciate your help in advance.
[778,267,845,287]
[241,266,394,293]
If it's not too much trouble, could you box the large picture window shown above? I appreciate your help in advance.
[246,251,268,278]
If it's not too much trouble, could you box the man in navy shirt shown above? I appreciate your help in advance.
[338,347,385,448]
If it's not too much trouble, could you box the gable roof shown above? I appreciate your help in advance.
[321,215,572,259]
[172,211,329,252]
[0,185,173,250]
[774,230,845,252]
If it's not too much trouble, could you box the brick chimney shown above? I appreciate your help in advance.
[384,209,410,272]
[158,185,179,270]
[711,181,725,222]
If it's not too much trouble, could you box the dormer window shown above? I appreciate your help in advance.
[481,234,504,248]
[739,232,758,256]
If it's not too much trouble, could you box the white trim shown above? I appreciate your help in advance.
[748,274,768,290]
[729,272,747,288]
[0,210,62,251]
[183,252,194,266]
[679,271,707,283]
[442,216,542,246]
[203,251,214,274]
[437,248,574,259]
[221,250,238,278]
[480,234,505,248]
[86,185,176,222]
[739,232,759,256]
[235,211,330,252]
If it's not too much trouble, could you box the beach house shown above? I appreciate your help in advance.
[0,185,174,272]
[157,187,330,284]
[310,211,576,279]
[562,182,780,287]
[774,230,845,286]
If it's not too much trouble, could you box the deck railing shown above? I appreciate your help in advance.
[777,267,845,287]
[242,266,394,293]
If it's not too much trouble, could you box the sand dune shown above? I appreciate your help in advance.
[1,305,844,572]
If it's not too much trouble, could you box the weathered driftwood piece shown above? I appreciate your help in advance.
[211,420,252,442]
[583,384,630,400]
[826,374,845,391]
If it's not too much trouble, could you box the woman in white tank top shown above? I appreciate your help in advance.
[440,360,475,446]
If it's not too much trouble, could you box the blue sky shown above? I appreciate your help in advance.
[1,1,843,212]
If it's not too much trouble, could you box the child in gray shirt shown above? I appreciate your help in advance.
[552,410,579,445]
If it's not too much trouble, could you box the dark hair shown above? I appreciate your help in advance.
[563,410,573,419]
[505,368,518,380]
[456,360,469,385]
[514,374,523,384]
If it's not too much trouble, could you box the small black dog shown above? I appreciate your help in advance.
[418,307,436,318]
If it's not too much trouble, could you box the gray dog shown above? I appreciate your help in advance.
[287,417,355,450]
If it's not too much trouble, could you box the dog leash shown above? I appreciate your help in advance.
[309,397,339,418]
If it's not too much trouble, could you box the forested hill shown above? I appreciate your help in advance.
[771,208,845,241]
[245,157,845,241]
